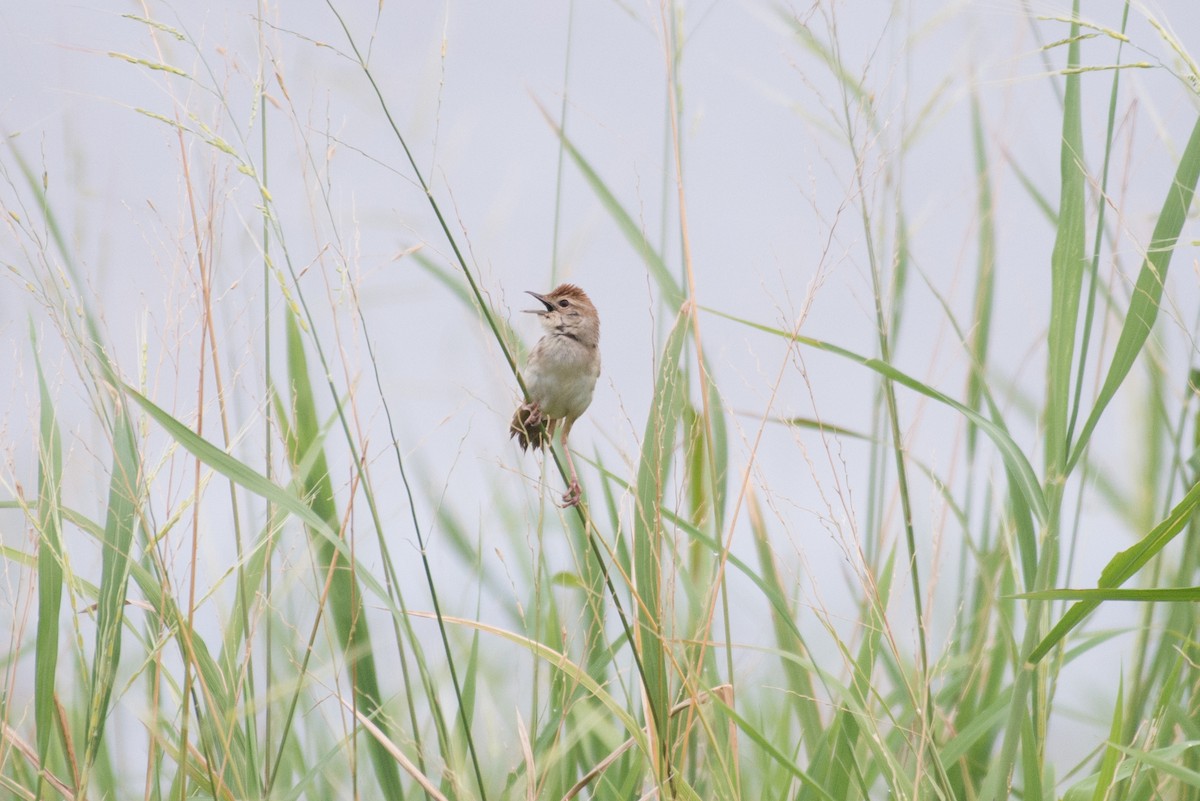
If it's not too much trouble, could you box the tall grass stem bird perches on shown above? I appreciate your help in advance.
[510,284,600,507]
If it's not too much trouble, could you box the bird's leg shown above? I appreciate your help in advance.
[557,418,583,507]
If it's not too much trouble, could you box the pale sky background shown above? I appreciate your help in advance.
[2,0,1200,778]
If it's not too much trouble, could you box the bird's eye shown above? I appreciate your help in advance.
[558,299,570,307]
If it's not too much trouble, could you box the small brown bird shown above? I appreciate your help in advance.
[510,284,601,507]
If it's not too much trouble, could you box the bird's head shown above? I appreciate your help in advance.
[524,284,599,347]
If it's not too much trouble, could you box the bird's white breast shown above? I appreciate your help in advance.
[525,334,600,420]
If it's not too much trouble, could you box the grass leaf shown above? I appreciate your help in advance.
[82,404,140,777]
[33,332,65,790]
[1068,115,1200,470]
[1017,586,1200,602]
[702,306,1048,522]
[1029,476,1200,662]
[633,307,690,779]
[537,101,685,309]
[281,310,405,800]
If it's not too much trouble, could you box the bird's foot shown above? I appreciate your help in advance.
[523,402,545,430]
[559,480,583,508]
[511,402,549,450]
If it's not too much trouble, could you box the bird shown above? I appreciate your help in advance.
[510,284,601,507]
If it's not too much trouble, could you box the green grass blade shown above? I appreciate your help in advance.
[42,459,255,796]
[967,89,996,458]
[537,102,685,309]
[144,575,253,796]
[1066,3,1132,456]
[633,307,689,777]
[413,612,653,757]
[33,333,65,796]
[1007,153,1060,226]
[703,358,730,534]
[941,690,1013,765]
[747,493,822,751]
[803,557,900,801]
[281,310,404,800]
[1007,464,1040,590]
[1021,713,1046,801]
[412,250,526,362]
[982,14,1085,793]
[1044,15,1087,485]
[1017,586,1200,602]
[1029,476,1200,662]
[1065,742,1200,800]
[802,710,861,801]
[1068,115,1200,470]
[118,385,418,691]
[702,305,1047,522]
[123,383,333,537]
[1113,741,1200,788]
[1085,676,1123,801]
[721,698,838,801]
[82,405,141,777]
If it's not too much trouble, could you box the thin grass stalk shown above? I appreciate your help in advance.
[258,28,445,789]
[1064,0,1131,449]
[1116,357,1172,745]
[1128,405,1200,758]
[657,2,738,793]
[549,0,576,289]
[984,8,1086,796]
[144,12,279,786]
[534,5,579,765]
[349,303,440,784]
[257,2,276,787]
[267,488,358,795]
[143,15,260,788]
[178,133,212,800]
[8,137,235,799]
[1057,10,1134,695]
[179,331,224,800]
[839,36,929,699]
[960,88,996,622]
[817,13,943,793]
[276,311,406,800]
[1049,3,1126,786]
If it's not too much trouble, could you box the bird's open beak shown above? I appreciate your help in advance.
[524,291,554,315]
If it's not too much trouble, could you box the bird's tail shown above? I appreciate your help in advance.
[510,405,554,450]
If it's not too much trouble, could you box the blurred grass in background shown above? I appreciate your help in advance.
[3,1,1200,799]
